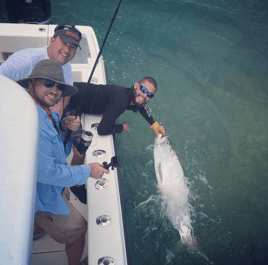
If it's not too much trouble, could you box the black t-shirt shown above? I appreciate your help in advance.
[67,82,155,135]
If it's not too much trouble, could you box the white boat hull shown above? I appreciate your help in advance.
[0,75,39,265]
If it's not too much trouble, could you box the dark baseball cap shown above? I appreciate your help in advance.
[54,24,82,49]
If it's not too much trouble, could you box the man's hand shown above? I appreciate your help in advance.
[89,163,109,179]
[122,122,130,132]
[51,96,71,117]
[61,116,81,132]
[150,122,166,136]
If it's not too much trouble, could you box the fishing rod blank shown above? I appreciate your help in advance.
[63,0,123,147]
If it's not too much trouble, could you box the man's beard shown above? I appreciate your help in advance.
[131,93,144,107]
[39,96,60,108]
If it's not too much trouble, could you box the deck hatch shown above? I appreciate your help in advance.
[92,149,106,158]
[91,123,99,130]
[95,178,109,190]
[96,215,112,227]
[98,256,115,264]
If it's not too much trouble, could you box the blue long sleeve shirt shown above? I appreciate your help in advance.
[35,104,91,215]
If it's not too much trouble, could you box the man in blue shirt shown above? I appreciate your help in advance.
[17,59,109,265]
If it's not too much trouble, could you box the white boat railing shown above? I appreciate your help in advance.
[83,114,130,264]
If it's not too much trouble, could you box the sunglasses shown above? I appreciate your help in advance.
[43,79,65,91]
[56,24,82,41]
[139,85,154,98]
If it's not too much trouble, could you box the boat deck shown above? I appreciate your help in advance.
[31,191,88,264]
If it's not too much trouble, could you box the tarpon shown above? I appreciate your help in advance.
[154,134,199,252]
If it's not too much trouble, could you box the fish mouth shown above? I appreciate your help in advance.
[156,134,168,144]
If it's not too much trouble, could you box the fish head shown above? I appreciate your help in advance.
[155,134,170,149]
[154,134,173,160]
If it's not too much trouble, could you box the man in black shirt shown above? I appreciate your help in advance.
[66,77,165,204]
[65,76,165,136]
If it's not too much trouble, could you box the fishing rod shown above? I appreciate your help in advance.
[63,0,123,147]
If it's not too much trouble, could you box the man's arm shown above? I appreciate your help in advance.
[138,105,166,136]
[97,104,125,135]
[96,87,132,135]
[38,128,90,187]
[138,105,155,125]
[0,53,33,81]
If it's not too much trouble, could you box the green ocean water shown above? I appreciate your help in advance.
[1,0,268,264]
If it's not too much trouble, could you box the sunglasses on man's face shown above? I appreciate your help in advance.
[56,24,82,41]
[43,79,65,91]
[139,85,154,98]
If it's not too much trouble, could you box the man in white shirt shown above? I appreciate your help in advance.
[0,22,81,116]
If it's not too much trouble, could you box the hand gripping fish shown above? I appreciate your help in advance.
[154,134,199,252]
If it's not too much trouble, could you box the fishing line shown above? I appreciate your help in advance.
[64,0,123,147]
[104,0,129,64]
[133,0,156,82]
